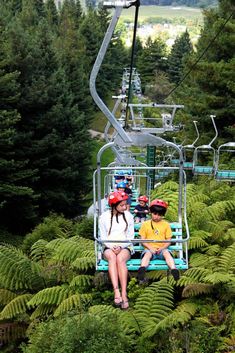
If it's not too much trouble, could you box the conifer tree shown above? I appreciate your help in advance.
[167,30,193,84]
[0,11,38,233]
[4,2,92,225]
[175,0,235,140]
[136,36,168,89]
[45,0,59,27]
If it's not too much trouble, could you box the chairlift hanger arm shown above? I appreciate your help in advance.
[89,4,134,143]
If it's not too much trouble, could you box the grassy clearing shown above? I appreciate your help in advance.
[119,6,203,22]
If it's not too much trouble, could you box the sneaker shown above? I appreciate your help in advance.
[171,269,180,281]
[137,267,146,282]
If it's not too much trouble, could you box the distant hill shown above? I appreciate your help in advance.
[54,0,218,10]
[140,0,218,7]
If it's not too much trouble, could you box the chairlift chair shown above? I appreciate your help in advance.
[193,115,218,176]
[215,142,235,181]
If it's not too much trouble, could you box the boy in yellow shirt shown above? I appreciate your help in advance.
[137,199,180,282]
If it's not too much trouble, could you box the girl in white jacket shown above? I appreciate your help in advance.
[99,191,134,310]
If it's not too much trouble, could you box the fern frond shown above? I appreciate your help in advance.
[27,286,68,308]
[0,245,44,290]
[187,192,210,209]
[54,293,93,317]
[0,293,33,319]
[69,275,93,289]
[30,304,53,320]
[204,244,222,256]
[204,272,235,285]
[188,232,210,250]
[88,304,120,318]
[206,200,235,221]
[133,280,174,337]
[218,243,235,273]
[72,256,96,271]
[47,237,94,264]
[206,220,234,238]
[0,289,17,306]
[183,267,212,282]
[189,253,215,268]
[182,283,214,297]
[151,300,197,332]
[30,239,50,262]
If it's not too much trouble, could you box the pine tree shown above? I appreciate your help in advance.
[45,0,59,27]
[175,0,235,141]
[0,11,38,234]
[4,2,92,223]
[167,30,193,84]
[136,36,168,90]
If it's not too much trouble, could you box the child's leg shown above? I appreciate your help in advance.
[137,251,152,282]
[162,250,176,269]
[162,250,179,281]
[140,251,152,268]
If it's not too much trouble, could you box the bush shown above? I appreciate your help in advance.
[21,313,133,353]
[22,214,75,253]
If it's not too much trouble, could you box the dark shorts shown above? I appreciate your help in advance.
[141,249,172,260]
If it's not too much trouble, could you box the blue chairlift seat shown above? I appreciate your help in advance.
[193,166,214,175]
[96,222,188,271]
[183,161,193,169]
[215,170,235,180]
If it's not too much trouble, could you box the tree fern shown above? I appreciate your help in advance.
[27,286,69,308]
[151,300,197,330]
[0,293,33,320]
[189,253,217,268]
[206,200,235,222]
[182,283,214,297]
[188,230,210,250]
[130,280,175,337]
[54,293,93,317]
[218,243,235,273]
[206,220,234,239]
[183,267,212,282]
[30,304,54,320]
[30,239,51,262]
[0,289,17,306]
[204,272,235,285]
[69,275,93,290]
[72,253,96,271]
[0,245,44,291]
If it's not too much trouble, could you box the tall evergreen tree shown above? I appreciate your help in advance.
[4,2,92,225]
[45,0,59,27]
[57,0,91,114]
[175,0,235,141]
[0,11,38,234]
[136,36,168,89]
[167,30,193,84]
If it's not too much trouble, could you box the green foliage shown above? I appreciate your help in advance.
[168,30,193,84]
[22,214,75,253]
[74,216,93,239]
[21,313,133,353]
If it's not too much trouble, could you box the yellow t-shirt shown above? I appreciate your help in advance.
[139,219,172,250]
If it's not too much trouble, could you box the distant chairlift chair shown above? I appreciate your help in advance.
[215,142,235,181]
[193,115,218,176]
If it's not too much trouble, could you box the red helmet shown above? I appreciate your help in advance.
[138,195,149,203]
[108,191,128,206]
[150,199,168,209]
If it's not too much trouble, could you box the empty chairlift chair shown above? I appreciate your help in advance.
[193,115,218,176]
[215,142,235,181]
[182,120,199,170]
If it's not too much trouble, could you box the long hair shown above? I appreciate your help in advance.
[108,203,128,236]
